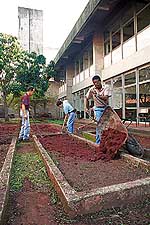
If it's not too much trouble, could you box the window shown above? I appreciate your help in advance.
[75,60,79,75]
[80,57,83,72]
[113,76,122,88]
[104,40,110,55]
[89,47,93,66]
[112,30,121,50]
[104,30,110,55]
[125,72,136,86]
[139,82,150,107]
[125,85,136,107]
[139,66,150,82]
[121,7,134,25]
[123,19,134,42]
[113,76,123,109]
[137,4,150,32]
[84,51,88,70]
[136,1,150,13]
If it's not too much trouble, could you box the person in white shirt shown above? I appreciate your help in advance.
[85,75,111,144]
[56,99,76,133]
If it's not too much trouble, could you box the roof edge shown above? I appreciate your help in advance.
[54,0,102,64]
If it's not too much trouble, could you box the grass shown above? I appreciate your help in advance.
[30,118,63,125]
[82,132,95,142]
[10,151,58,204]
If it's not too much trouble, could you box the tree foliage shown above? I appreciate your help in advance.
[0,33,24,120]
[0,33,57,120]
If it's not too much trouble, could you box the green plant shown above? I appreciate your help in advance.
[82,132,95,142]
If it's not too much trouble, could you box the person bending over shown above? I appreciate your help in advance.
[56,99,76,134]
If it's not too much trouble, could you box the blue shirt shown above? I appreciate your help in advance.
[63,100,74,114]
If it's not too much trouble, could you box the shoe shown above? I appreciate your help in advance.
[17,138,23,143]
[23,138,30,142]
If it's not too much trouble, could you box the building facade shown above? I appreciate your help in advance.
[54,0,150,120]
[18,7,43,54]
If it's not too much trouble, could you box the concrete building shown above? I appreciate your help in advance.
[18,7,43,54]
[54,0,150,121]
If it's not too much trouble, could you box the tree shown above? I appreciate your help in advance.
[0,33,24,121]
[0,33,57,120]
[16,52,57,116]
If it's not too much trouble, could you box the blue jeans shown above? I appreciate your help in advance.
[67,112,76,133]
[19,110,30,140]
[94,107,105,144]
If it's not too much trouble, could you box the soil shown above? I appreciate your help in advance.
[0,144,10,170]
[132,134,150,149]
[5,140,150,225]
[1,123,150,225]
[0,124,18,170]
[39,134,149,192]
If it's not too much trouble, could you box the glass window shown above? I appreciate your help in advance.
[137,4,150,32]
[104,40,110,55]
[136,1,150,13]
[124,71,136,86]
[89,47,93,66]
[84,51,88,69]
[139,82,150,107]
[113,76,122,88]
[113,76,122,110]
[123,19,134,42]
[75,60,79,75]
[104,30,110,41]
[121,7,134,25]
[113,89,123,110]
[139,66,150,82]
[125,85,136,107]
[112,30,121,50]
[80,57,83,72]
[125,108,137,119]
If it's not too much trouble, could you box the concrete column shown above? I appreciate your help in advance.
[66,63,74,104]
[93,31,104,79]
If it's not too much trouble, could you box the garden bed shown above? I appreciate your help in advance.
[34,132,150,216]
[39,134,149,192]
[5,140,150,224]
[0,124,18,171]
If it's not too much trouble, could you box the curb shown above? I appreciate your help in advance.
[0,137,17,225]
[33,134,150,217]
[128,127,150,136]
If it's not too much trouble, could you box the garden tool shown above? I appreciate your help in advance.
[94,94,144,159]
[77,114,97,134]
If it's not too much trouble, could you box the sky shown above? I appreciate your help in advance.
[0,0,89,62]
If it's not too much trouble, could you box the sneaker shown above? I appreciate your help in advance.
[23,138,30,142]
[17,138,23,142]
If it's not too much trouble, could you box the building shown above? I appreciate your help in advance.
[18,7,43,54]
[54,0,150,120]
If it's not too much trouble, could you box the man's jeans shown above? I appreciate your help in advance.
[94,107,105,144]
[67,112,76,133]
[19,110,30,140]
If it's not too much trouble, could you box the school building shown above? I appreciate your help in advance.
[54,0,150,121]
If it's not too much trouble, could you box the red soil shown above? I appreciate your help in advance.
[1,123,149,225]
